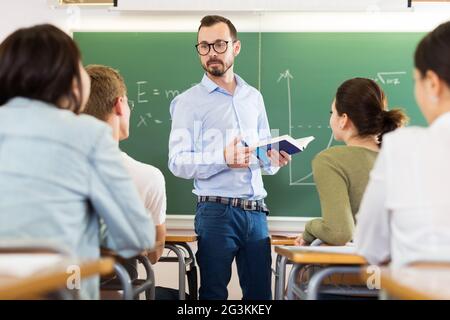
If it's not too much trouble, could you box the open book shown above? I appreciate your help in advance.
[254,135,315,156]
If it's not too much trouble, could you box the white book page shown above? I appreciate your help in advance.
[295,136,315,148]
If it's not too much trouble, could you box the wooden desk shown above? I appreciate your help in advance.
[274,246,366,265]
[274,245,367,300]
[165,235,197,243]
[0,255,114,300]
[361,263,450,300]
[271,235,296,246]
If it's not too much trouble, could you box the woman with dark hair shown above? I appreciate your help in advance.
[295,78,407,246]
[355,21,450,267]
[0,24,155,299]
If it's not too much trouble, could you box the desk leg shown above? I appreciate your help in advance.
[274,254,288,300]
[178,242,198,300]
[165,244,186,300]
[286,264,303,300]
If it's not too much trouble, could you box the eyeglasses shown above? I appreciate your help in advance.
[124,97,134,110]
[195,40,235,56]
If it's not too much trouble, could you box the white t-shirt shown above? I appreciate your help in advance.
[355,111,450,268]
[121,152,166,225]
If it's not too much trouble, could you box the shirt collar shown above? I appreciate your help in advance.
[431,111,450,129]
[200,73,247,94]
[5,96,55,109]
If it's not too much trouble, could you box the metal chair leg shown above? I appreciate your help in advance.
[286,264,303,300]
[113,263,133,300]
[136,255,156,300]
[306,266,364,300]
[274,255,289,300]
[165,243,187,300]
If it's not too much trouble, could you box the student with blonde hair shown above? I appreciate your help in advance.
[83,64,167,265]
[356,21,450,266]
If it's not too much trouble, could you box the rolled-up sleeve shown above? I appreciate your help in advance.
[88,127,155,258]
[168,97,229,180]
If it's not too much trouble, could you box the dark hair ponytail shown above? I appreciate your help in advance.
[335,77,408,146]
[377,109,409,145]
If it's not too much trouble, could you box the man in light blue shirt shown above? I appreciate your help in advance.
[168,15,291,300]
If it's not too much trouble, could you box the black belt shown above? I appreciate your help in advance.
[197,196,269,213]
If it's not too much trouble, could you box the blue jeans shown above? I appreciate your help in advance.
[194,202,272,300]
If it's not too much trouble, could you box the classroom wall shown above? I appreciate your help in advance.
[1,1,448,232]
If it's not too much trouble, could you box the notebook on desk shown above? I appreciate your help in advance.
[0,254,64,278]
[286,245,356,255]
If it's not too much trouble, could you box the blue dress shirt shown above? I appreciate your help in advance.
[168,74,279,200]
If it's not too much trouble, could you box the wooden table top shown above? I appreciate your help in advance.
[362,263,450,300]
[165,234,198,243]
[0,255,114,300]
[270,235,297,246]
[274,245,367,265]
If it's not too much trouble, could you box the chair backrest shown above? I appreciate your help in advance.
[0,240,71,256]
[310,239,323,247]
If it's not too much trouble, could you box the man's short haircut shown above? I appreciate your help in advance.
[198,15,238,41]
[84,64,126,121]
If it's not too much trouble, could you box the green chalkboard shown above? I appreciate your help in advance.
[74,31,425,217]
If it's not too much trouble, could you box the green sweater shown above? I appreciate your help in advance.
[302,146,378,245]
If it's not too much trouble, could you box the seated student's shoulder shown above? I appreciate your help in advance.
[312,145,377,172]
[382,125,427,151]
[313,145,352,163]
[121,152,165,187]
[60,112,113,150]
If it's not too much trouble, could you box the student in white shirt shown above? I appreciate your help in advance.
[355,21,450,267]
[83,64,167,264]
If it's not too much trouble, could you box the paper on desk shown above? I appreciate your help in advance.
[0,254,64,278]
[289,245,356,255]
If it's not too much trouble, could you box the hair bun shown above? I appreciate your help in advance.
[377,109,409,144]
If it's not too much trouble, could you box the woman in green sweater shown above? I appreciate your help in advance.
[296,78,408,246]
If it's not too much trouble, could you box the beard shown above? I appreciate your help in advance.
[202,59,233,77]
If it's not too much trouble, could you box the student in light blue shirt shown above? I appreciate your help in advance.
[168,15,291,300]
[0,24,155,299]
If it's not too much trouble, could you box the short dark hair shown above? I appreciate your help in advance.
[84,64,127,121]
[198,15,238,41]
[335,78,408,145]
[415,20,450,86]
[0,24,84,114]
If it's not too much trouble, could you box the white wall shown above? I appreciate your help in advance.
[1,1,449,42]
[1,0,448,299]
